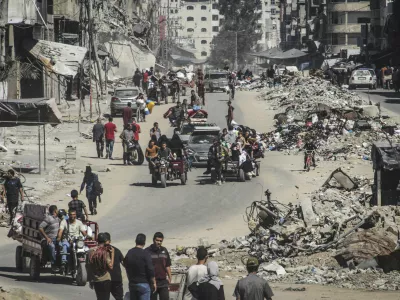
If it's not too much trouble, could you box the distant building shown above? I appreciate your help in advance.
[258,0,281,49]
[326,0,372,56]
[159,0,223,59]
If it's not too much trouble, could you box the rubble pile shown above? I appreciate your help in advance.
[173,170,400,290]
[259,75,369,110]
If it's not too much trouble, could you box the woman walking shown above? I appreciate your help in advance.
[195,261,225,300]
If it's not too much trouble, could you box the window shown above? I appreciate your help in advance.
[187,5,194,10]
[201,17,207,21]
[201,5,207,10]
[201,28,207,32]
[201,40,207,44]
[187,17,194,21]
[212,15,219,21]
[212,3,218,9]
[271,0,275,4]
[187,28,194,32]
[170,9,174,13]
[212,26,219,32]
[175,9,178,13]
[201,51,208,56]
[175,20,179,25]
[271,8,276,14]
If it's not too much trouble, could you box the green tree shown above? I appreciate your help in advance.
[209,0,262,68]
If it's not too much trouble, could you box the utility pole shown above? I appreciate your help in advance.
[86,0,93,120]
[166,0,170,70]
[235,31,238,71]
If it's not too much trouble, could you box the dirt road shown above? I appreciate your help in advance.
[0,90,379,299]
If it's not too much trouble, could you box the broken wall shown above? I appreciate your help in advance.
[102,41,156,80]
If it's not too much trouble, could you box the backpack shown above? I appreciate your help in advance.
[93,175,103,196]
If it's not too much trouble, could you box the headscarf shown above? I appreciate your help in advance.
[198,261,223,290]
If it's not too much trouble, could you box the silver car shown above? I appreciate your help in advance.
[110,87,141,117]
[205,71,228,92]
[187,126,221,166]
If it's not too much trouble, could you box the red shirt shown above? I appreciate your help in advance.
[143,72,149,83]
[104,122,117,140]
[132,123,141,141]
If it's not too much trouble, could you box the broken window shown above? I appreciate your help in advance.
[201,51,208,56]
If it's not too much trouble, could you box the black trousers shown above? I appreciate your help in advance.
[96,139,105,157]
[151,286,169,300]
[7,201,18,225]
[88,194,97,213]
[111,281,124,300]
[94,280,112,300]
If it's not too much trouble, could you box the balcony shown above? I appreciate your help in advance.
[328,1,371,11]
[327,23,362,33]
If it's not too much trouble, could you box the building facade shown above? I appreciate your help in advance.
[160,0,223,59]
[258,0,281,49]
[326,0,372,55]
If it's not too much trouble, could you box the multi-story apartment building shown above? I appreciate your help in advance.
[258,0,281,49]
[160,0,223,59]
[326,0,372,55]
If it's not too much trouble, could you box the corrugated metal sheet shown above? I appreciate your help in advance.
[23,39,87,77]
[8,0,37,24]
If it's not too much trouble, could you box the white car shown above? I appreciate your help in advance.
[349,69,377,90]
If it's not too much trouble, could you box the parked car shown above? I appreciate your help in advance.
[205,71,228,92]
[186,126,221,166]
[349,69,377,90]
[110,87,141,117]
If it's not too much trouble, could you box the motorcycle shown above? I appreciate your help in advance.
[62,236,89,286]
[151,157,169,188]
[128,140,145,165]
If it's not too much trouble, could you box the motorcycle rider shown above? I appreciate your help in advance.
[303,135,317,169]
[157,141,173,160]
[39,205,60,272]
[56,208,87,270]
[159,76,169,103]
[164,100,183,128]
[170,76,181,102]
[120,124,135,165]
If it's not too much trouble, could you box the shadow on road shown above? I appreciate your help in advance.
[367,91,400,98]
[130,182,182,188]
[384,99,400,104]
[0,267,75,285]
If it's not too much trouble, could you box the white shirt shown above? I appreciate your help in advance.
[184,264,208,300]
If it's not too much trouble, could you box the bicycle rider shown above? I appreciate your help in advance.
[303,135,317,169]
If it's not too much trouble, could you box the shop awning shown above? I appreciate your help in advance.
[0,98,62,127]
[23,39,87,77]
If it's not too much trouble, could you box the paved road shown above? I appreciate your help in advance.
[0,91,276,299]
[357,89,400,115]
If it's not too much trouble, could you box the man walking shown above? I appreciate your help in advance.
[87,232,115,300]
[120,124,135,165]
[104,233,124,300]
[123,103,133,127]
[143,70,149,95]
[38,205,59,272]
[93,118,105,158]
[146,232,172,300]
[150,122,161,142]
[233,257,274,300]
[124,233,155,300]
[1,169,24,225]
[133,68,142,88]
[227,101,234,128]
[132,118,141,142]
[104,117,117,160]
[184,247,208,300]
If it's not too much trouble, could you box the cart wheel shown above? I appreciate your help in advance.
[256,162,260,176]
[15,246,23,272]
[180,173,186,185]
[29,255,41,280]
[239,169,245,182]
[160,174,167,188]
